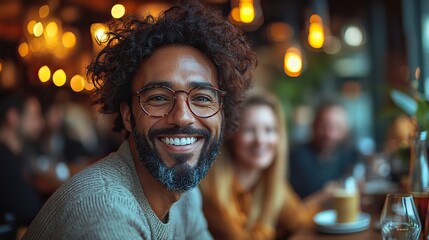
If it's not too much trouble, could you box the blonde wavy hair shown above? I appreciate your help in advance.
[201,91,288,228]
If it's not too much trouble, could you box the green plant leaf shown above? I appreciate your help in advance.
[416,98,429,131]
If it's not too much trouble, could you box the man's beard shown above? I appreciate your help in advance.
[131,119,222,192]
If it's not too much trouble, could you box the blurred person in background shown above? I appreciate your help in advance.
[23,1,256,239]
[289,100,360,198]
[29,90,101,199]
[384,114,417,184]
[0,89,44,238]
[200,92,331,239]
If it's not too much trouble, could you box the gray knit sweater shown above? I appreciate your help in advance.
[23,141,213,240]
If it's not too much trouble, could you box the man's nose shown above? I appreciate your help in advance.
[165,95,196,127]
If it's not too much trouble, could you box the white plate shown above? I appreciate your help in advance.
[313,210,371,234]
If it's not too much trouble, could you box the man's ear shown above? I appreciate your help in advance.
[120,102,132,132]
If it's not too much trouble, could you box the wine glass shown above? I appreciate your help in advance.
[380,193,421,240]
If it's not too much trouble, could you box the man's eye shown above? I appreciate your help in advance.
[152,96,168,101]
[146,95,171,105]
[192,95,212,103]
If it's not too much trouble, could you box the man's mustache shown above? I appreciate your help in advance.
[148,126,211,142]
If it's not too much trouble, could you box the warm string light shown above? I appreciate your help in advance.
[229,0,263,31]
[239,0,255,23]
[308,14,324,49]
[284,47,303,77]
[18,4,95,93]
[22,5,77,59]
[16,2,368,91]
[90,23,111,63]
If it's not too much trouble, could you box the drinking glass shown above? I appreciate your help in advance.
[380,193,421,240]
[333,176,360,223]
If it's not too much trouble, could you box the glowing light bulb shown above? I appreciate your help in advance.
[308,22,324,49]
[239,1,255,23]
[284,48,302,77]
[94,26,109,43]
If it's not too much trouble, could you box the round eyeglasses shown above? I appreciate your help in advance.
[134,85,226,118]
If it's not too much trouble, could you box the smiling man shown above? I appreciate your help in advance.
[23,1,256,239]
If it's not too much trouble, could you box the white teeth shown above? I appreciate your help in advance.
[162,137,197,146]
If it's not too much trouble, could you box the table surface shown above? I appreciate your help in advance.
[290,212,382,240]
[290,191,387,240]
[289,226,381,240]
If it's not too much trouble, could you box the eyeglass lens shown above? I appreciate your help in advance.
[138,87,222,117]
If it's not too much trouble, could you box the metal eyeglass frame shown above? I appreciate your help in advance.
[133,85,227,118]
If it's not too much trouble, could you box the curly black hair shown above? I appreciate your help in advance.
[87,0,257,135]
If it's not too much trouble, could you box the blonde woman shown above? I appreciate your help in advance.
[200,92,330,239]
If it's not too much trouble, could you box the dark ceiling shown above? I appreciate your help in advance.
[0,0,404,64]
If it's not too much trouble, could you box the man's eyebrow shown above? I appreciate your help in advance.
[141,81,173,89]
[189,81,214,88]
[139,81,215,90]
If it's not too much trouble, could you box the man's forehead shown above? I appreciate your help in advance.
[132,46,219,91]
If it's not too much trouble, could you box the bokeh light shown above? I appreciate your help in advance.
[45,21,58,38]
[344,25,364,47]
[33,22,44,37]
[39,5,50,18]
[70,74,85,92]
[308,14,324,49]
[239,1,255,23]
[62,31,76,48]
[268,22,293,42]
[29,38,42,52]
[284,47,303,77]
[91,24,109,44]
[85,81,95,91]
[18,42,29,57]
[53,69,66,86]
[111,4,126,19]
[323,36,341,55]
[231,7,241,22]
[38,65,51,82]
[27,20,36,35]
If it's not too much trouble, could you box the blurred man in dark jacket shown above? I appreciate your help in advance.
[0,90,44,234]
[290,101,359,198]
